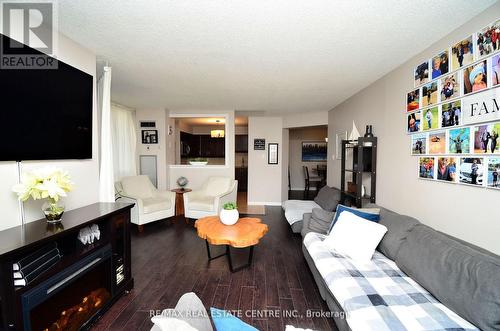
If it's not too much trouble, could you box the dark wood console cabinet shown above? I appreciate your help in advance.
[0,202,134,331]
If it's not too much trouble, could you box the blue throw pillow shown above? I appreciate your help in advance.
[210,307,258,331]
[328,204,380,233]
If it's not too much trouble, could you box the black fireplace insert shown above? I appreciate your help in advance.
[21,245,113,331]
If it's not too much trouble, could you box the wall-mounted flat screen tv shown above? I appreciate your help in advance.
[0,34,93,161]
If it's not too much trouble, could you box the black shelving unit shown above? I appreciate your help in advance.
[340,137,377,208]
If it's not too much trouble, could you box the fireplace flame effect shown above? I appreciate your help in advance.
[43,288,110,331]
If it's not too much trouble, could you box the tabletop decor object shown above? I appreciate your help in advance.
[220,202,239,225]
[12,166,73,223]
[176,176,189,191]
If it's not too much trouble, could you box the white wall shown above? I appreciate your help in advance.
[135,109,168,190]
[169,110,235,190]
[282,111,328,128]
[289,126,328,190]
[0,32,99,228]
[281,128,290,202]
[327,2,500,255]
[248,117,283,205]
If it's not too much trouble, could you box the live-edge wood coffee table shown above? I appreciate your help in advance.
[195,216,268,272]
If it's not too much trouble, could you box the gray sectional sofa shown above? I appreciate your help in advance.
[301,206,500,331]
[282,186,341,233]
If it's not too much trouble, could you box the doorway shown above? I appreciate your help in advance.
[288,125,328,200]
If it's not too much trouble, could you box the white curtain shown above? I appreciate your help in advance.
[98,66,115,202]
[111,103,137,181]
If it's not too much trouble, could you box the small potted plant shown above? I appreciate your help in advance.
[220,202,239,225]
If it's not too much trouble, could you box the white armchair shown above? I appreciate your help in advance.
[183,177,238,220]
[115,175,176,231]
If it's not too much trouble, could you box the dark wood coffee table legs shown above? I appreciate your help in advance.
[205,240,254,273]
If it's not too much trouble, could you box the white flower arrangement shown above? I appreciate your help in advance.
[12,166,74,203]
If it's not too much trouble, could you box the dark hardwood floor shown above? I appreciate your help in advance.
[92,206,337,331]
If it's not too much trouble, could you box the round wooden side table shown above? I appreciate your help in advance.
[195,216,268,272]
[171,188,192,223]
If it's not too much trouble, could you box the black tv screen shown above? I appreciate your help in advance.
[0,34,93,161]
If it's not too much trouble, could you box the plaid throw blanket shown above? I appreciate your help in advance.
[303,233,478,331]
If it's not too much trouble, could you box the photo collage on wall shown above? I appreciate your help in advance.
[407,18,500,190]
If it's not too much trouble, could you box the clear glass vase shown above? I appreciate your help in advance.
[42,198,65,223]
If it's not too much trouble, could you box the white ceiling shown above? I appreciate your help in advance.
[58,0,496,113]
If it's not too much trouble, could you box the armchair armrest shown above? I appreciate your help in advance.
[116,195,141,224]
[214,181,238,212]
[116,194,143,211]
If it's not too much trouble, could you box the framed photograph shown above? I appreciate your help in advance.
[254,138,266,150]
[268,143,278,164]
[436,157,457,182]
[473,123,500,154]
[142,129,158,144]
[422,81,438,107]
[487,157,500,189]
[459,157,484,186]
[407,111,421,133]
[335,131,348,159]
[429,131,446,154]
[411,133,428,155]
[419,157,435,179]
[441,100,461,128]
[431,50,449,79]
[414,61,429,87]
[475,19,500,59]
[448,127,470,154]
[406,88,420,112]
[422,107,439,131]
[463,60,487,95]
[451,36,474,70]
[492,53,500,86]
[440,72,460,101]
[302,141,327,162]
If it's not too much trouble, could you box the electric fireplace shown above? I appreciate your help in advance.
[0,203,134,331]
[22,246,112,331]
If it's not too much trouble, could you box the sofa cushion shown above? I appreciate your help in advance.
[314,186,340,211]
[151,316,197,331]
[142,197,172,214]
[329,205,380,232]
[303,232,478,331]
[152,292,213,331]
[210,308,258,331]
[377,208,420,260]
[324,211,387,261]
[395,224,500,331]
[301,213,313,237]
[283,200,321,225]
[122,175,153,198]
[311,208,335,232]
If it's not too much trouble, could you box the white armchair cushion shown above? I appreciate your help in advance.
[142,197,172,214]
[121,175,154,198]
[205,177,232,196]
[188,196,215,212]
[117,176,176,226]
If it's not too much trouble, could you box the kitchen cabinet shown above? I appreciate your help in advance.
[180,131,225,158]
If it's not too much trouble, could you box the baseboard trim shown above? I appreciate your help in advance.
[248,201,282,206]
[290,187,317,191]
